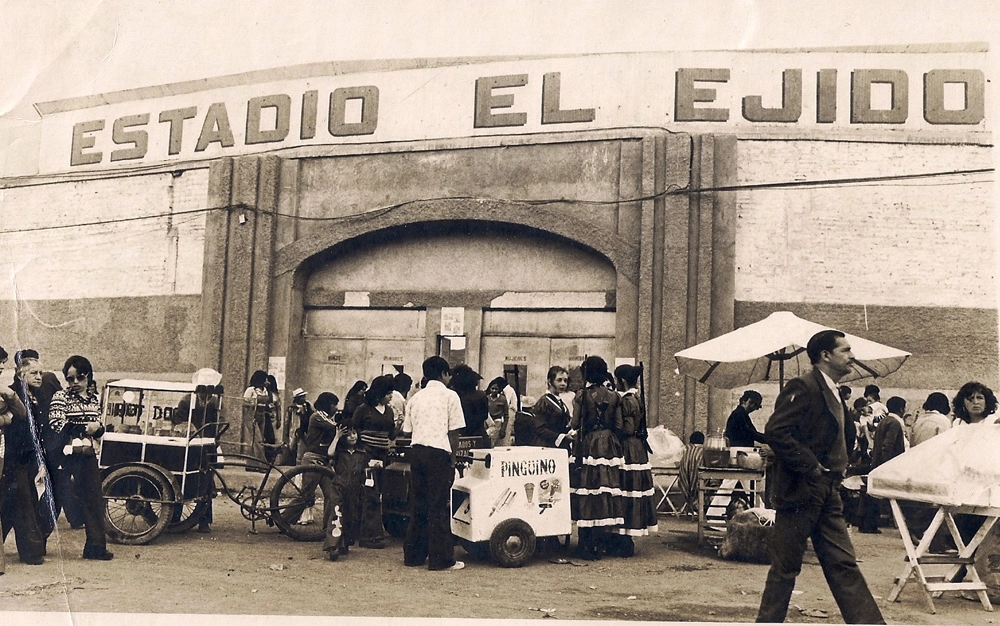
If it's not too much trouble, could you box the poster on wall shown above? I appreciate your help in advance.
[440,307,465,336]
[268,356,286,391]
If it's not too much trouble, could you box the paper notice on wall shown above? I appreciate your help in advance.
[268,356,286,391]
[449,336,467,351]
[441,307,465,336]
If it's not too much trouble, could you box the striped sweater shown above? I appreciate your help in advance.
[48,388,105,439]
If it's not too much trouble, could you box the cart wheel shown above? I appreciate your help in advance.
[458,538,491,561]
[103,465,177,545]
[382,513,409,539]
[270,465,337,542]
[489,518,536,568]
[166,500,210,534]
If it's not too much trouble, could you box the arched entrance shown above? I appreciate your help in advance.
[296,221,617,401]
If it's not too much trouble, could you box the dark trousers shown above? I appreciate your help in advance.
[291,453,345,552]
[50,460,85,528]
[342,476,386,546]
[361,468,385,544]
[858,492,881,532]
[320,477,346,552]
[0,461,46,562]
[403,445,456,570]
[757,476,884,624]
[62,454,107,554]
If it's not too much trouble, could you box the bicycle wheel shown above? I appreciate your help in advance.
[269,465,336,542]
[103,465,177,545]
[166,499,210,534]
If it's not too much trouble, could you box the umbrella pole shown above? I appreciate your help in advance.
[779,349,785,390]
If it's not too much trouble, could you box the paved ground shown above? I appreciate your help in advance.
[0,496,997,625]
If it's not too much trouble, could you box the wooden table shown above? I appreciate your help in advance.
[887,499,998,613]
[696,467,766,546]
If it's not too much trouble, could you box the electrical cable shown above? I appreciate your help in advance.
[0,167,991,235]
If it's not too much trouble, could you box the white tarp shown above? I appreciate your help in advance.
[868,421,1000,509]
[647,426,685,469]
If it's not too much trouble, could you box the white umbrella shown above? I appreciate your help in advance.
[674,311,910,389]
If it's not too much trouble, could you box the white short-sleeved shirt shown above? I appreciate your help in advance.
[403,380,466,453]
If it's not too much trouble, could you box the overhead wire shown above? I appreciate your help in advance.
[0,166,991,236]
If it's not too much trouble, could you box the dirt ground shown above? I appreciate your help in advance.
[1,495,997,625]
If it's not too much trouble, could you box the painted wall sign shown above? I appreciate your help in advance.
[35,51,989,173]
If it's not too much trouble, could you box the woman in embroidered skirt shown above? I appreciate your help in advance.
[608,364,658,557]
[569,355,624,561]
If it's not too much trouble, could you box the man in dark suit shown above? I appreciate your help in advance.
[756,330,884,624]
[859,396,908,533]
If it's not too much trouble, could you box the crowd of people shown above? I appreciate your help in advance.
[1,336,996,615]
[233,355,659,567]
[0,347,114,565]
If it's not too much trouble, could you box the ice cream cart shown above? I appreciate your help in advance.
[452,446,572,567]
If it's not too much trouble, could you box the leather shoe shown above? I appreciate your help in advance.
[83,548,114,561]
[22,556,44,565]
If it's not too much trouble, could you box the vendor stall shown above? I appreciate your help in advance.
[869,421,1000,613]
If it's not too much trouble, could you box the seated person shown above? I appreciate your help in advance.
[677,431,705,515]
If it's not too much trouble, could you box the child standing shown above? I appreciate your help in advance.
[329,424,383,556]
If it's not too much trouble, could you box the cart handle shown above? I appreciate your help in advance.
[187,420,231,442]
[465,453,492,469]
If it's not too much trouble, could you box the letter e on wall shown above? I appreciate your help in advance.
[675,68,730,122]
[474,74,529,128]
[71,120,104,166]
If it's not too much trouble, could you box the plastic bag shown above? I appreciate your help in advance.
[869,421,1000,507]
[647,425,685,468]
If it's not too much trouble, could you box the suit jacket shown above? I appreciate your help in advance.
[764,368,853,511]
[871,413,906,469]
[526,393,571,447]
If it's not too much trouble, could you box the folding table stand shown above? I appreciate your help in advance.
[652,467,680,515]
[887,499,997,613]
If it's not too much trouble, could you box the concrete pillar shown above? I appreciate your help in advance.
[707,135,738,434]
[661,133,693,436]
[200,155,281,446]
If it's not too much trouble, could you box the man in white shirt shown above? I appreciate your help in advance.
[401,356,467,571]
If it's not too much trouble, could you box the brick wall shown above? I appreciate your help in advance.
[735,140,994,308]
[0,168,210,300]
[0,167,210,377]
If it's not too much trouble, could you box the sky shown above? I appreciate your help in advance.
[1,0,998,126]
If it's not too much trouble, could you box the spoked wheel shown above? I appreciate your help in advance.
[103,465,177,545]
[166,499,210,534]
[269,465,338,542]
